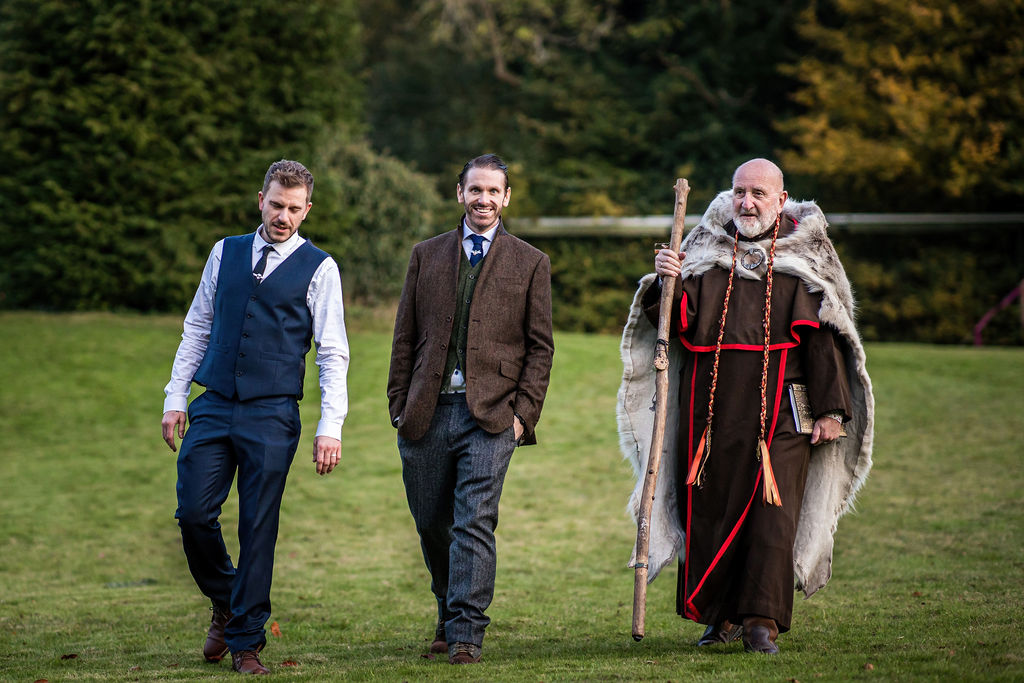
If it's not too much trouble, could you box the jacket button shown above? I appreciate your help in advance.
[242,333,249,338]
[246,313,253,318]
[236,371,243,377]
[250,296,256,301]
[238,352,245,358]
[465,298,471,303]
[433,372,441,377]
[440,344,446,350]
[446,316,452,321]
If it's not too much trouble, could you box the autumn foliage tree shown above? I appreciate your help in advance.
[778,0,1024,211]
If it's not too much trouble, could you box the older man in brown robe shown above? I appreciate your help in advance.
[618,159,874,655]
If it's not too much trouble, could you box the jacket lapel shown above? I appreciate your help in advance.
[434,227,462,315]
[477,220,508,280]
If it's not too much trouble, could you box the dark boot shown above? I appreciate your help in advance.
[742,616,780,655]
[430,618,448,654]
[696,620,743,646]
[203,604,232,662]
[231,649,270,674]
[449,642,482,664]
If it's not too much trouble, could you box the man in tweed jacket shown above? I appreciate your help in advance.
[387,154,554,664]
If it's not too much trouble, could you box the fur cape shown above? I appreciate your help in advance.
[617,191,875,597]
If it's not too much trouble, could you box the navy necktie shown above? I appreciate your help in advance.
[252,245,274,285]
[469,234,485,267]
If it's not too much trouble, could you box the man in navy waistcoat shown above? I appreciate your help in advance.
[161,159,349,675]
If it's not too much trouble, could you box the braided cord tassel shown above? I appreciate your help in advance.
[757,214,783,507]
[686,234,741,487]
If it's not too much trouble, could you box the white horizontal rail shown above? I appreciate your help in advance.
[512,213,1024,237]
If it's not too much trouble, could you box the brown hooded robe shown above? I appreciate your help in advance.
[619,193,874,633]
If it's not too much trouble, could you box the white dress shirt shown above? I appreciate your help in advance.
[163,226,350,439]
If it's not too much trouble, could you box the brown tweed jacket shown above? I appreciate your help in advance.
[387,222,554,445]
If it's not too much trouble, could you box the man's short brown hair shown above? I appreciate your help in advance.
[458,154,509,191]
[263,159,314,204]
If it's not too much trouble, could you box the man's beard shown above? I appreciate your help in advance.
[734,206,780,238]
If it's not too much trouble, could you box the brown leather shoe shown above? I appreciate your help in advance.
[742,617,780,655]
[696,620,743,646]
[232,650,270,674]
[203,605,232,662]
[430,619,448,654]
[448,642,481,664]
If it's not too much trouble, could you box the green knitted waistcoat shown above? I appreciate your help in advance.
[441,249,484,392]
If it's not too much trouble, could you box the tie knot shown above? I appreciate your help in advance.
[470,234,484,247]
[262,245,275,255]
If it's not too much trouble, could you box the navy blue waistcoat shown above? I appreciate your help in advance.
[193,234,329,401]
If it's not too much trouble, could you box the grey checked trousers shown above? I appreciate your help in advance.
[398,394,517,647]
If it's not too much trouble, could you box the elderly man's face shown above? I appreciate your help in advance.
[732,161,787,237]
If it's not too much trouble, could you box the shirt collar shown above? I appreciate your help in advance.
[461,220,499,244]
[255,225,303,256]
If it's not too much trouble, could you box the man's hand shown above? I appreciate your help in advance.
[313,436,341,475]
[810,416,842,445]
[513,417,525,443]
[162,410,187,452]
[654,248,686,278]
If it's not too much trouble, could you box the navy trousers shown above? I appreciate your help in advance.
[175,391,300,653]
[398,394,517,647]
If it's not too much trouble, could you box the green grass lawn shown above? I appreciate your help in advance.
[0,311,1022,681]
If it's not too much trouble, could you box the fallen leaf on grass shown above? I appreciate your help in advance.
[420,653,435,660]
[270,621,282,638]
[60,654,78,660]
[129,666,141,671]
[864,662,874,670]
[281,660,299,667]
[33,679,48,682]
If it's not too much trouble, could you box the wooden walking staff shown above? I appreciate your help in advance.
[632,178,690,641]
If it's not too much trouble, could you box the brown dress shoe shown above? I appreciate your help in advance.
[449,642,481,664]
[204,605,232,662]
[696,620,743,646]
[430,619,448,654]
[232,650,270,674]
[742,617,780,655]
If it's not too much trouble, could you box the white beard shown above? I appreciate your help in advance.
[735,207,779,237]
